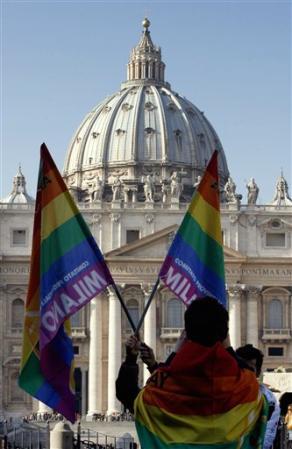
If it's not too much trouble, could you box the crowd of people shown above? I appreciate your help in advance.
[116,296,291,449]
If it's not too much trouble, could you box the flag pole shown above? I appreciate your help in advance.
[135,278,160,334]
[111,283,137,332]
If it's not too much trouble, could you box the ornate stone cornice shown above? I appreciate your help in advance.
[228,284,245,298]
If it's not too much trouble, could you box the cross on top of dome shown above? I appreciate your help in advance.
[126,18,166,86]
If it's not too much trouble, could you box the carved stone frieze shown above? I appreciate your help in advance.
[245,285,262,299]
[145,214,154,224]
[228,285,244,299]
[247,215,257,226]
[110,213,121,223]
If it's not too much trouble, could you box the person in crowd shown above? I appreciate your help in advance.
[116,297,268,449]
[285,404,292,448]
[236,344,280,449]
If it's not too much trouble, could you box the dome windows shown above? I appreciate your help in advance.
[122,103,133,112]
[145,101,155,111]
[145,127,155,135]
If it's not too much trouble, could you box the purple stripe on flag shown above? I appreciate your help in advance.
[40,263,110,347]
[159,255,212,305]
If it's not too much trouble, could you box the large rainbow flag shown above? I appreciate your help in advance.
[135,341,268,449]
[159,150,226,306]
[19,143,114,422]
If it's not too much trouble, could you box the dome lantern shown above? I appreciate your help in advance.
[126,17,167,86]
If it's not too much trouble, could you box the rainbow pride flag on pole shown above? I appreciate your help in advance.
[135,341,268,449]
[19,143,114,422]
[159,150,226,307]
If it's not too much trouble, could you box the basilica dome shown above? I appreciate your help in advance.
[63,19,229,203]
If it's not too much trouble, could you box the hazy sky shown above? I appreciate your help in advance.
[1,0,291,203]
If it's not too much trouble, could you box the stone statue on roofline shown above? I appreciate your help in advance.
[112,175,122,201]
[87,175,104,202]
[142,175,154,202]
[224,177,237,203]
[270,172,292,206]
[170,171,183,200]
[246,177,259,205]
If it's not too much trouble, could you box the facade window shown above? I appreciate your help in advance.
[126,230,140,244]
[12,298,24,328]
[268,299,283,329]
[266,233,285,247]
[11,229,27,246]
[166,298,184,328]
[126,299,139,329]
[268,347,284,357]
[71,310,82,327]
[73,346,79,355]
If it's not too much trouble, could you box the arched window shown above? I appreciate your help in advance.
[166,298,184,328]
[126,299,139,329]
[12,298,24,328]
[268,299,283,329]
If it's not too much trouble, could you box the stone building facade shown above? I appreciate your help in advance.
[0,19,291,418]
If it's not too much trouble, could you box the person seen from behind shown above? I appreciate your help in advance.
[116,297,268,449]
[236,344,280,449]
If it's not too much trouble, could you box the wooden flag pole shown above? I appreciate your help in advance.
[135,278,160,334]
[111,283,137,332]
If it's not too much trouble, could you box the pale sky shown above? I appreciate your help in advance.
[1,0,291,203]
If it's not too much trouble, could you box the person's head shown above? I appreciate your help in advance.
[235,344,264,377]
[184,297,229,347]
[288,404,292,412]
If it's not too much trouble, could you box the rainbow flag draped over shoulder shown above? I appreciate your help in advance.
[135,341,268,449]
[159,150,226,306]
[19,143,114,422]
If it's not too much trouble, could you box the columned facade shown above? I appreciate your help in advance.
[107,289,122,414]
[246,286,261,348]
[228,285,243,348]
[87,295,103,417]
[142,284,157,384]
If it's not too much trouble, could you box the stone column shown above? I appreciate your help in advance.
[246,286,262,348]
[107,289,122,415]
[142,284,157,384]
[87,295,103,419]
[228,285,243,349]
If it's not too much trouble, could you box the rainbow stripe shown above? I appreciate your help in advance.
[135,341,268,449]
[159,151,226,306]
[19,143,114,422]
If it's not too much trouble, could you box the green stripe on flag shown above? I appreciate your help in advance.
[40,213,91,274]
[179,212,225,279]
[19,352,44,395]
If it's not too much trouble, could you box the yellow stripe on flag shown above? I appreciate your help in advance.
[188,193,222,245]
[41,191,78,240]
[135,392,263,445]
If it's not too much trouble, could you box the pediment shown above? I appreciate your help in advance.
[105,225,246,261]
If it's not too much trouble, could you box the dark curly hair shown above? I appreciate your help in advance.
[184,297,229,347]
[235,344,264,376]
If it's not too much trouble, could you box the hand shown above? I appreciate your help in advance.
[126,335,141,356]
[174,330,187,353]
[140,343,157,369]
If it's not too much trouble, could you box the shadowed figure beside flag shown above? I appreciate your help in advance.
[19,143,115,423]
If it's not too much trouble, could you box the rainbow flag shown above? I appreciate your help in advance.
[135,341,268,449]
[19,143,114,422]
[159,150,226,306]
